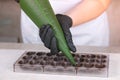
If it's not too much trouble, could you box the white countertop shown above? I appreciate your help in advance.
[0,44,120,80]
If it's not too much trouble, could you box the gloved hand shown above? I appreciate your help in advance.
[39,14,76,55]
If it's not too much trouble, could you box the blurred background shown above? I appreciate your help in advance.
[0,0,120,46]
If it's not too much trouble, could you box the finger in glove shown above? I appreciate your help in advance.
[50,37,59,55]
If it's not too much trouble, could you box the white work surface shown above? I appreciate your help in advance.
[0,49,120,80]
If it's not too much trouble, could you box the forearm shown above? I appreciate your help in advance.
[65,0,111,26]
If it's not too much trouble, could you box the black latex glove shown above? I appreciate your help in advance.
[39,14,76,55]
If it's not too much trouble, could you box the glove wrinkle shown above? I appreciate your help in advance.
[50,37,58,55]
[40,25,50,42]
[44,27,54,49]
[66,33,76,52]
[56,14,72,28]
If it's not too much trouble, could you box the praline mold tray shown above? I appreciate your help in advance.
[14,51,109,77]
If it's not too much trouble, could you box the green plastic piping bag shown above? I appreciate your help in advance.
[19,0,76,65]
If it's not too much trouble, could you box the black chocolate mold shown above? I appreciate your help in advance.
[14,51,109,77]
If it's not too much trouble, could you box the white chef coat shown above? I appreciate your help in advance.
[21,0,109,46]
